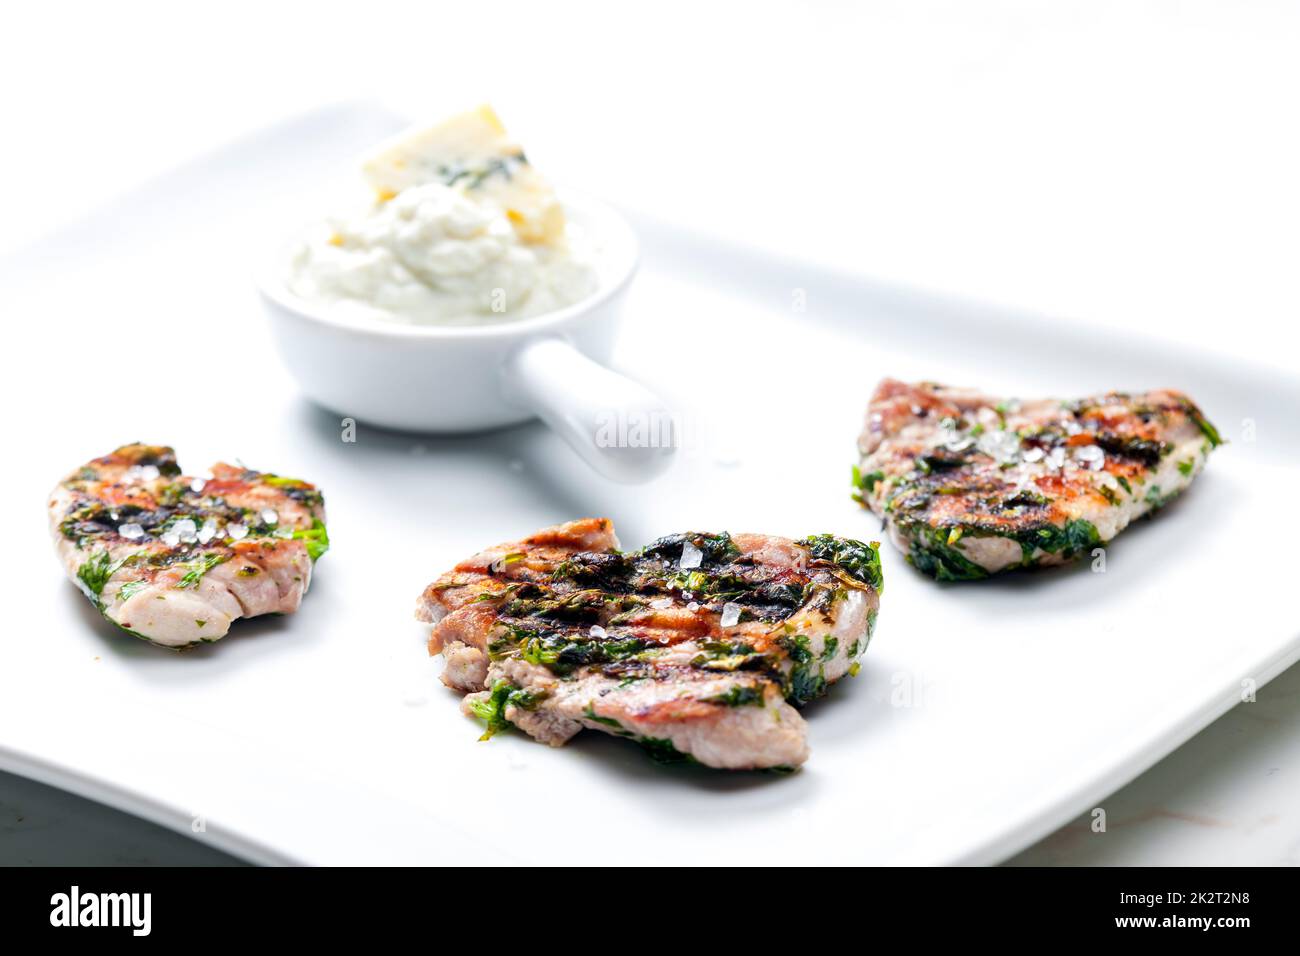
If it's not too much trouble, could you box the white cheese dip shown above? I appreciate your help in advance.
[286,182,599,326]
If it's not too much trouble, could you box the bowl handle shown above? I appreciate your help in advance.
[501,337,677,483]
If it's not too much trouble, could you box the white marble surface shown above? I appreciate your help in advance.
[1011,662,1300,866]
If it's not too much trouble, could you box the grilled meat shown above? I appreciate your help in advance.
[49,444,329,647]
[856,379,1222,580]
[416,518,883,770]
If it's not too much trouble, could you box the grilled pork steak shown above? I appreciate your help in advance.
[416,518,883,770]
[856,379,1222,580]
[49,444,329,647]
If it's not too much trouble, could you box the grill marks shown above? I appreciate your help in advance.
[49,443,329,648]
[417,519,883,770]
[857,379,1222,580]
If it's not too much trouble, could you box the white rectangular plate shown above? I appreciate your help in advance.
[2,103,1296,865]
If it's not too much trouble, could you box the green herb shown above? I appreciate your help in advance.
[292,519,330,562]
[116,580,148,602]
[75,550,125,604]
[638,736,692,764]
[691,640,765,672]
[777,634,828,705]
[852,466,885,494]
[797,534,884,591]
[582,704,625,728]
[1182,400,1224,449]
[467,680,546,741]
[669,569,709,595]
[176,553,228,589]
[707,684,766,707]
[1177,459,1194,476]
[640,531,741,567]
[908,533,988,582]
[1014,518,1101,560]
[509,630,647,676]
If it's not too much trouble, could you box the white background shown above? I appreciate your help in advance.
[2,0,1298,865]
[5,0,1300,374]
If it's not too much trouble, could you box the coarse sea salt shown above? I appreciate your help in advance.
[1021,447,1045,463]
[978,429,1021,463]
[649,597,673,610]
[719,602,742,627]
[938,421,975,452]
[173,518,198,544]
[118,522,145,540]
[197,519,218,544]
[589,625,607,639]
[679,540,703,569]
[260,508,279,526]
[1074,444,1106,471]
[190,478,206,493]
[227,522,248,541]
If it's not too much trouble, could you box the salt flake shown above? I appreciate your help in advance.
[978,429,1021,463]
[1074,444,1106,471]
[719,602,742,627]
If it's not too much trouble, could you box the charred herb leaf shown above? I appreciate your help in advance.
[467,679,547,740]
[798,534,884,591]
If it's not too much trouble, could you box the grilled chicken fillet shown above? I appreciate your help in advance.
[856,379,1223,580]
[49,444,329,647]
[417,518,883,770]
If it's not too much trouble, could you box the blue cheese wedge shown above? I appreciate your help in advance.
[360,104,565,244]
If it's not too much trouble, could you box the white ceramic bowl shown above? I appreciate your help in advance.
[257,190,675,483]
